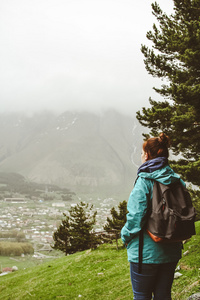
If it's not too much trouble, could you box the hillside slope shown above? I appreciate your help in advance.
[0,222,200,300]
[0,110,143,197]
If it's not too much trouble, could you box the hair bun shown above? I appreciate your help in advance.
[158,133,170,147]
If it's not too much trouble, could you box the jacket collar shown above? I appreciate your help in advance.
[137,157,168,175]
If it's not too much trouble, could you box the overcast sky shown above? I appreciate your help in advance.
[0,0,174,115]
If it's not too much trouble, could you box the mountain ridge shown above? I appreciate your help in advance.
[0,110,143,197]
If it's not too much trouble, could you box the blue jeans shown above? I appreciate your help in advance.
[130,262,178,300]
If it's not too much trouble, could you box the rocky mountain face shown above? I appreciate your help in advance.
[0,110,144,198]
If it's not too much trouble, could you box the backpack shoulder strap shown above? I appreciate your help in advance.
[138,229,144,274]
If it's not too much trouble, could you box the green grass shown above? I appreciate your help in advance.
[172,221,200,300]
[0,242,131,300]
[0,251,63,271]
[0,222,200,300]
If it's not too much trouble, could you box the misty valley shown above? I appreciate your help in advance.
[0,110,143,268]
[0,183,118,254]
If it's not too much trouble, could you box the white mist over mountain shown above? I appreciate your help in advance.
[0,110,145,198]
[0,0,173,115]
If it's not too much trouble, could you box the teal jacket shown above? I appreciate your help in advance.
[121,160,182,264]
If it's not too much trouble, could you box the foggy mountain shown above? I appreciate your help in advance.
[0,110,144,198]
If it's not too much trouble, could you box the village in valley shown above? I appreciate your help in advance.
[0,171,119,263]
[0,196,117,253]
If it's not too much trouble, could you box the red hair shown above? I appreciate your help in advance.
[143,133,170,159]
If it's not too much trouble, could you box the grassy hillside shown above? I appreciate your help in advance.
[0,222,200,300]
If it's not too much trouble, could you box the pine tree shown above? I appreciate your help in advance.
[52,214,71,254]
[137,0,200,186]
[68,202,97,253]
[52,202,97,254]
[104,200,128,248]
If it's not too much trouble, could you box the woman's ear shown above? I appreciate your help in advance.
[145,152,149,161]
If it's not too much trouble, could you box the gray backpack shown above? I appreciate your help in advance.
[138,180,196,273]
[146,180,196,242]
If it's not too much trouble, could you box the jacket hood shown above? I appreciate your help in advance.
[137,157,168,175]
[138,158,181,185]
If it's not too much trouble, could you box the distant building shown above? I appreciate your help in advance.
[52,202,65,207]
[4,198,27,203]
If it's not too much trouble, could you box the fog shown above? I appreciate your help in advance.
[0,0,173,115]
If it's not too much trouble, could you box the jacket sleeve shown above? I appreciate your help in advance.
[121,176,152,245]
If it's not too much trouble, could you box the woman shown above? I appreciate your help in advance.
[121,133,182,300]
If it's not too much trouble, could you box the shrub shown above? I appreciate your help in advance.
[0,242,34,256]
